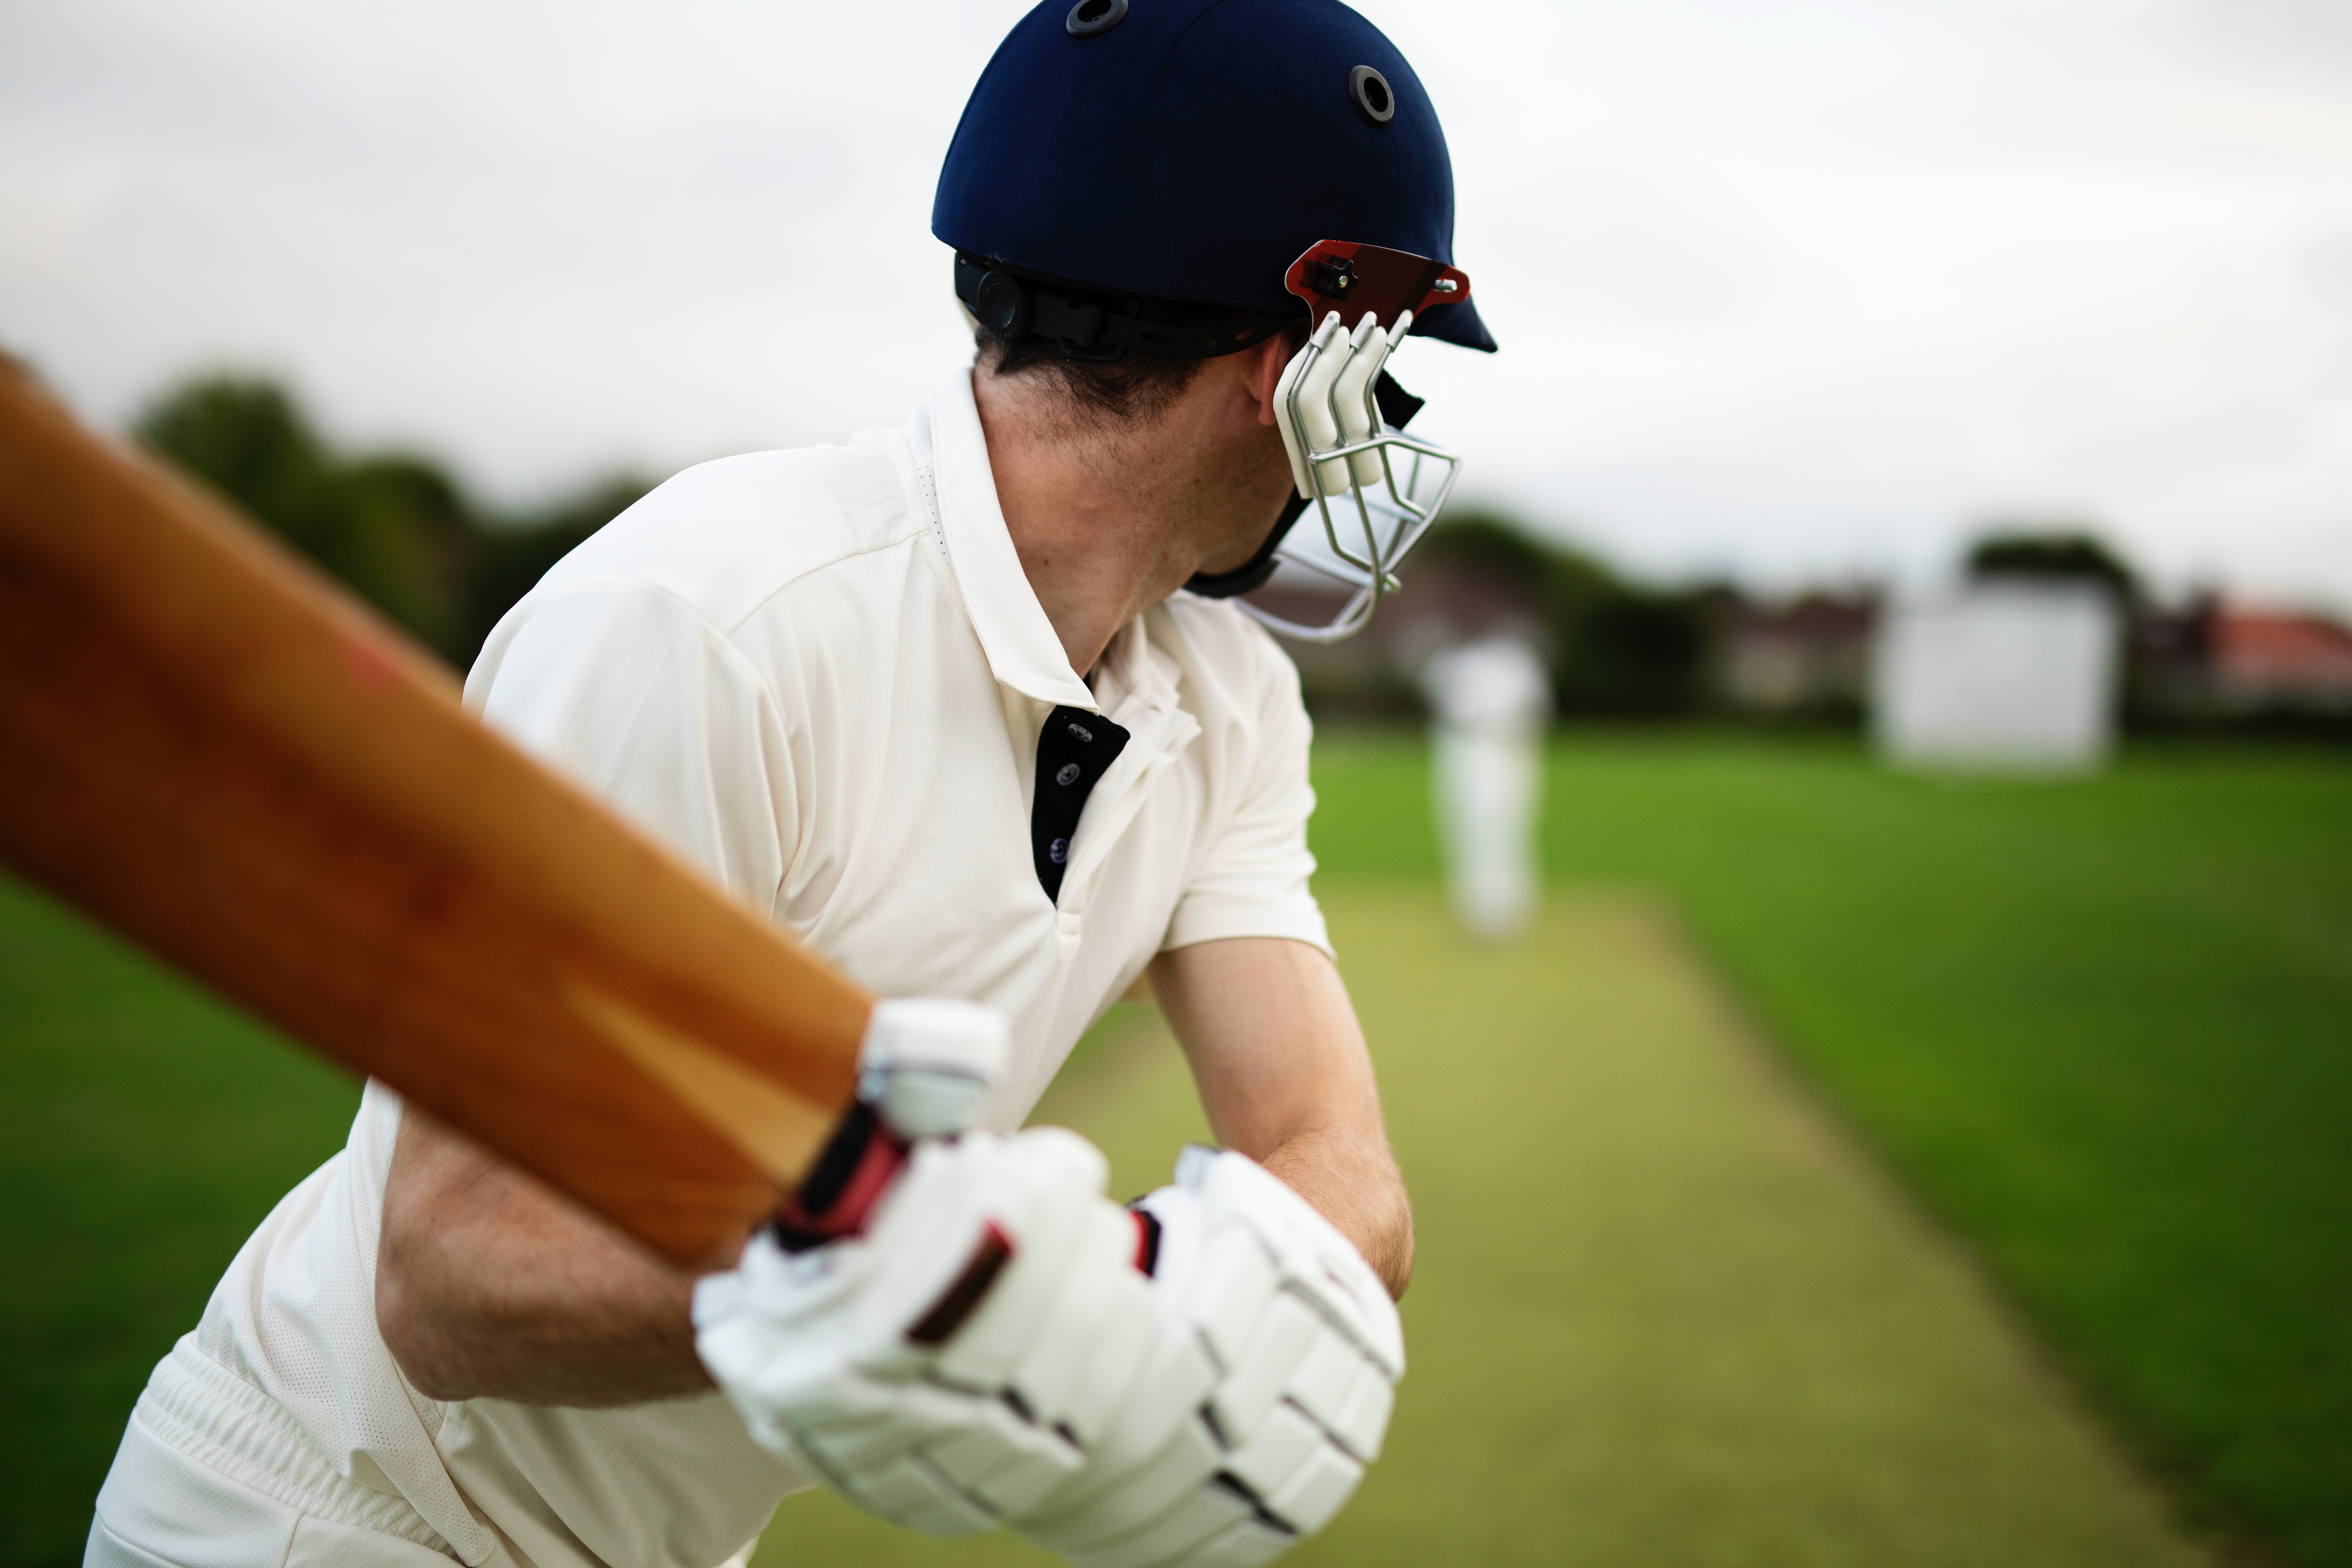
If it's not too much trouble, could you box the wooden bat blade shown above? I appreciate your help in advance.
[0,360,870,1268]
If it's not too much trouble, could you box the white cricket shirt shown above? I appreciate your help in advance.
[131,369,1331,1568]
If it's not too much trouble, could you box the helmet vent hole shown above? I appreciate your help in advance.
[1066,0,1127,38]
[1349,65,1394,125]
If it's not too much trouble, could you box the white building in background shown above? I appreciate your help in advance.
[1420,638,1551,942]
[1873,582,2121,772]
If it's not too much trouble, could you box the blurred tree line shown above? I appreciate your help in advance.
[127,378,1720,714]
[133,381,2346,736]
[135,376,650,669]
[1410,514,1714,714]
[1283,510,1720,721]
[1965,530,2137,596]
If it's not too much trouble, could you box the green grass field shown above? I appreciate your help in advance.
[3,735,2345,1565]
[0,876,360,1565]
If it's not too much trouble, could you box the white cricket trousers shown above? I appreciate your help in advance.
[87,1419,460,1568]
[86,1339,460,1568]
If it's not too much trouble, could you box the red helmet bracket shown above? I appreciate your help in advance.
[1284,240,1471,333]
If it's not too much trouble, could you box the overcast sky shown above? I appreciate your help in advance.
[6,0,2352,610]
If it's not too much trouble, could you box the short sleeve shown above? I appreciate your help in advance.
[463,577,798,918]
[1161,646,1332,957]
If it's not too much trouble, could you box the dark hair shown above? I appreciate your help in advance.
[973,296,1284,425]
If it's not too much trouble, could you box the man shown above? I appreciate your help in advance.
[1422,637,1551,941]
[87,2,1493,1565]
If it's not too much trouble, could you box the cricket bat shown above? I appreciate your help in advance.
[0,357,870,1268]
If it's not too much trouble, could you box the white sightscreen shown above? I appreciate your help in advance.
[1872,584,2121,772]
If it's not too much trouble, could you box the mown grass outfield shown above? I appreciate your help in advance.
[3,737,2345,1565]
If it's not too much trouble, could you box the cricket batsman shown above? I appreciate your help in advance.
[84,2,1495,1564]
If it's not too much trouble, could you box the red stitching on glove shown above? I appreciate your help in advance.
[908,1223,1015,1345]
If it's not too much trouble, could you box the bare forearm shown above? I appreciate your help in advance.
[1258,1120,1414,1298]
[377,1106,713,1406]
[1152,938,1415,1298]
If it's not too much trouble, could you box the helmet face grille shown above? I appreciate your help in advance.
[1230,314,1461,644]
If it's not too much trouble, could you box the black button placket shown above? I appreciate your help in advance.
[1032,704,1131,902]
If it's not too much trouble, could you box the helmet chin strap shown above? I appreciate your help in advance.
[1181,370,1428,602]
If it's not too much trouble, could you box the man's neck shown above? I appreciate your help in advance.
[971,365,1286,677]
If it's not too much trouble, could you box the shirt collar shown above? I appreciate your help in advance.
[913,369,1098,712]
[1091,609,1185,726]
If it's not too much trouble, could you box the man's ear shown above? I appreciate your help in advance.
[1248,331,1299,427]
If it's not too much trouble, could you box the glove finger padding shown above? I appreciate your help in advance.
[1011,1148,1402,1568]
[695,1127,1174,1538]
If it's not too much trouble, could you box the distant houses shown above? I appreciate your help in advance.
[1712,593,1876,719]
[1256,513,2352,740]
[2204,604,2352,713]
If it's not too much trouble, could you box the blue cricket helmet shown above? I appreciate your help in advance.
[933,0,1494,355]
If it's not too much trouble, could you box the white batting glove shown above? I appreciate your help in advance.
[1010,1148,1402,1568]
[694,1000,1215,1538]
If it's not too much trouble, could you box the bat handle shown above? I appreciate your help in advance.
[768,1101,910,1249]
[769,997,1009,1248]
